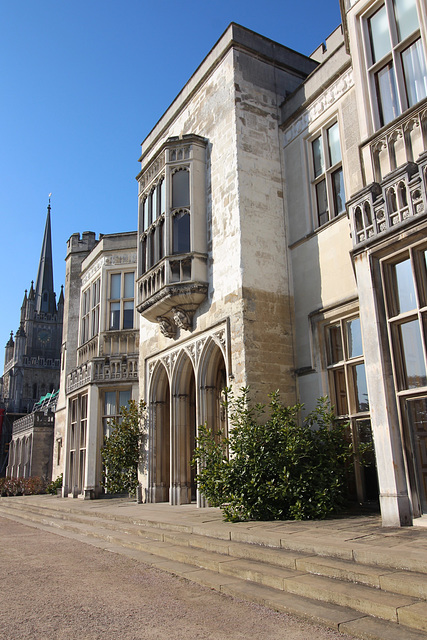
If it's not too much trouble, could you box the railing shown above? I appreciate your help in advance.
[348,155,427,249]
[66,356,138,393]
[77,335,98,365]
[12,411,55,435]
[137,253,208,306]
[361,101,427,185]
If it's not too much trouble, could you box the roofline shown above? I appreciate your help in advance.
[137,22,316,166]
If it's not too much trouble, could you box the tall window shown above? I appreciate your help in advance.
[311,122,345,227]
[365,0,427,128]
[102,389,131,439]
[383,249,427,390]
[109,272,134,330]
[140,179,166,274]
[80,278,100,344]
[324,315,377,502]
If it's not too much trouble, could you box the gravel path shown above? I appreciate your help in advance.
[0,516,353,640]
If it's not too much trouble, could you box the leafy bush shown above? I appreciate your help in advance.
[0,476,47,497]
[192,388,353,522]
[46,474,63,495]
[101,400,146,495]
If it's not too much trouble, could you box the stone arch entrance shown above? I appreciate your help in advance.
[198,338,227,436]
[148,362,170,503]
[171,352,196,505]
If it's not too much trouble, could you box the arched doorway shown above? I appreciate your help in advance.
[148,363,170,503]
[171,353,196,505]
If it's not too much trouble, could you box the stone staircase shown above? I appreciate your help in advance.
[0,496,426,640]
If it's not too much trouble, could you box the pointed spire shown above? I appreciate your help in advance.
[28,281,35,301]
[58,284,64,305]
[6,331,14,348]
[34,202,56,314]
[21,289,28,308]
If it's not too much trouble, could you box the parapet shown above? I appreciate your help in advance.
[66,231,98,256]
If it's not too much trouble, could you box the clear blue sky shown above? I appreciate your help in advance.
[0,0,342,353]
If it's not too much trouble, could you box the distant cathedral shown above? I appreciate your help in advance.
[0,203,63,475]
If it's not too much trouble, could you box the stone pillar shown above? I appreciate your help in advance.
[83,385,98,499]
[354,252,412,526]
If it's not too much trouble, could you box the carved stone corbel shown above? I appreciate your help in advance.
[172,307,192,331]
[157,316,176,339]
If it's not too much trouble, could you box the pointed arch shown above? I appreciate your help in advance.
[147,361,171,503]
[170,350,196,504]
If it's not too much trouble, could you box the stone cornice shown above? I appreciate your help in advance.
[283,68,354,147]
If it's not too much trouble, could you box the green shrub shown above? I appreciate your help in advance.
[192,388,353,522]
[101,400,146,495]
[46,474,63,495]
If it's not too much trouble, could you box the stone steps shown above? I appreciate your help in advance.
[0,497,426,640]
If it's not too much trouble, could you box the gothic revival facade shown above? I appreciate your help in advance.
[53,232,139,498]
[0,204,63,477]
[135,1,427,527]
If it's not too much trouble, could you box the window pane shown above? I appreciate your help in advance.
[172,170,189,208]
[402,38,427,107]
[143,197,150,230]
[110,302,120,330]
[110,274,121,299]
[151,187,158,222]
[104,391,116,416]
[399,320,427,388]
[369,5,392,63]
[160,179,166,216]
[312,136,324,177]
[333,368,348,415]
[346,317,363,358]
[393,258,416,313]
[353,364,370,411]
[375,63,400,126]
[124,272,134,298]
[332,168,345,216]
[327,123,341,166]
[123,301,134,329]
[119,390,131,410]
[327,324,343,364]
[393,0,419,41]
[173,212,191,254]
[316,180,328,226]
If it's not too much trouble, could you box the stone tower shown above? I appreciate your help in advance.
[0,203,63,417]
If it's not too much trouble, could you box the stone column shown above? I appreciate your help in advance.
[83,385,98,499]
[354,252,412,526]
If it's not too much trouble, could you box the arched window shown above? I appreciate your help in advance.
[172,169,189,208]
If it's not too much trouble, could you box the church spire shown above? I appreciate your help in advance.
[34,201,56,314]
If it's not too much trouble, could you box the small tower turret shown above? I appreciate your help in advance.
[57,285,64,322]
[14,322,26,363]
[20,290,28,324]
[4,331,14,366]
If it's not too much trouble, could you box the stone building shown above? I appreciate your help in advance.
[0,204,63,477]
[135,0,427,527]
[53,231,139,498]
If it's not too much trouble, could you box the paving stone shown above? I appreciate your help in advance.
[340,615,427,639]
[295,555,391,588]
[282,573,416,621]
[397,602,427,632]
[380,570,427,599]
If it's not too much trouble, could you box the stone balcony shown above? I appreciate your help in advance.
[136,252,208,334]
[348,153,427,250]
[66,355,138,394]
[361,101,427,185]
